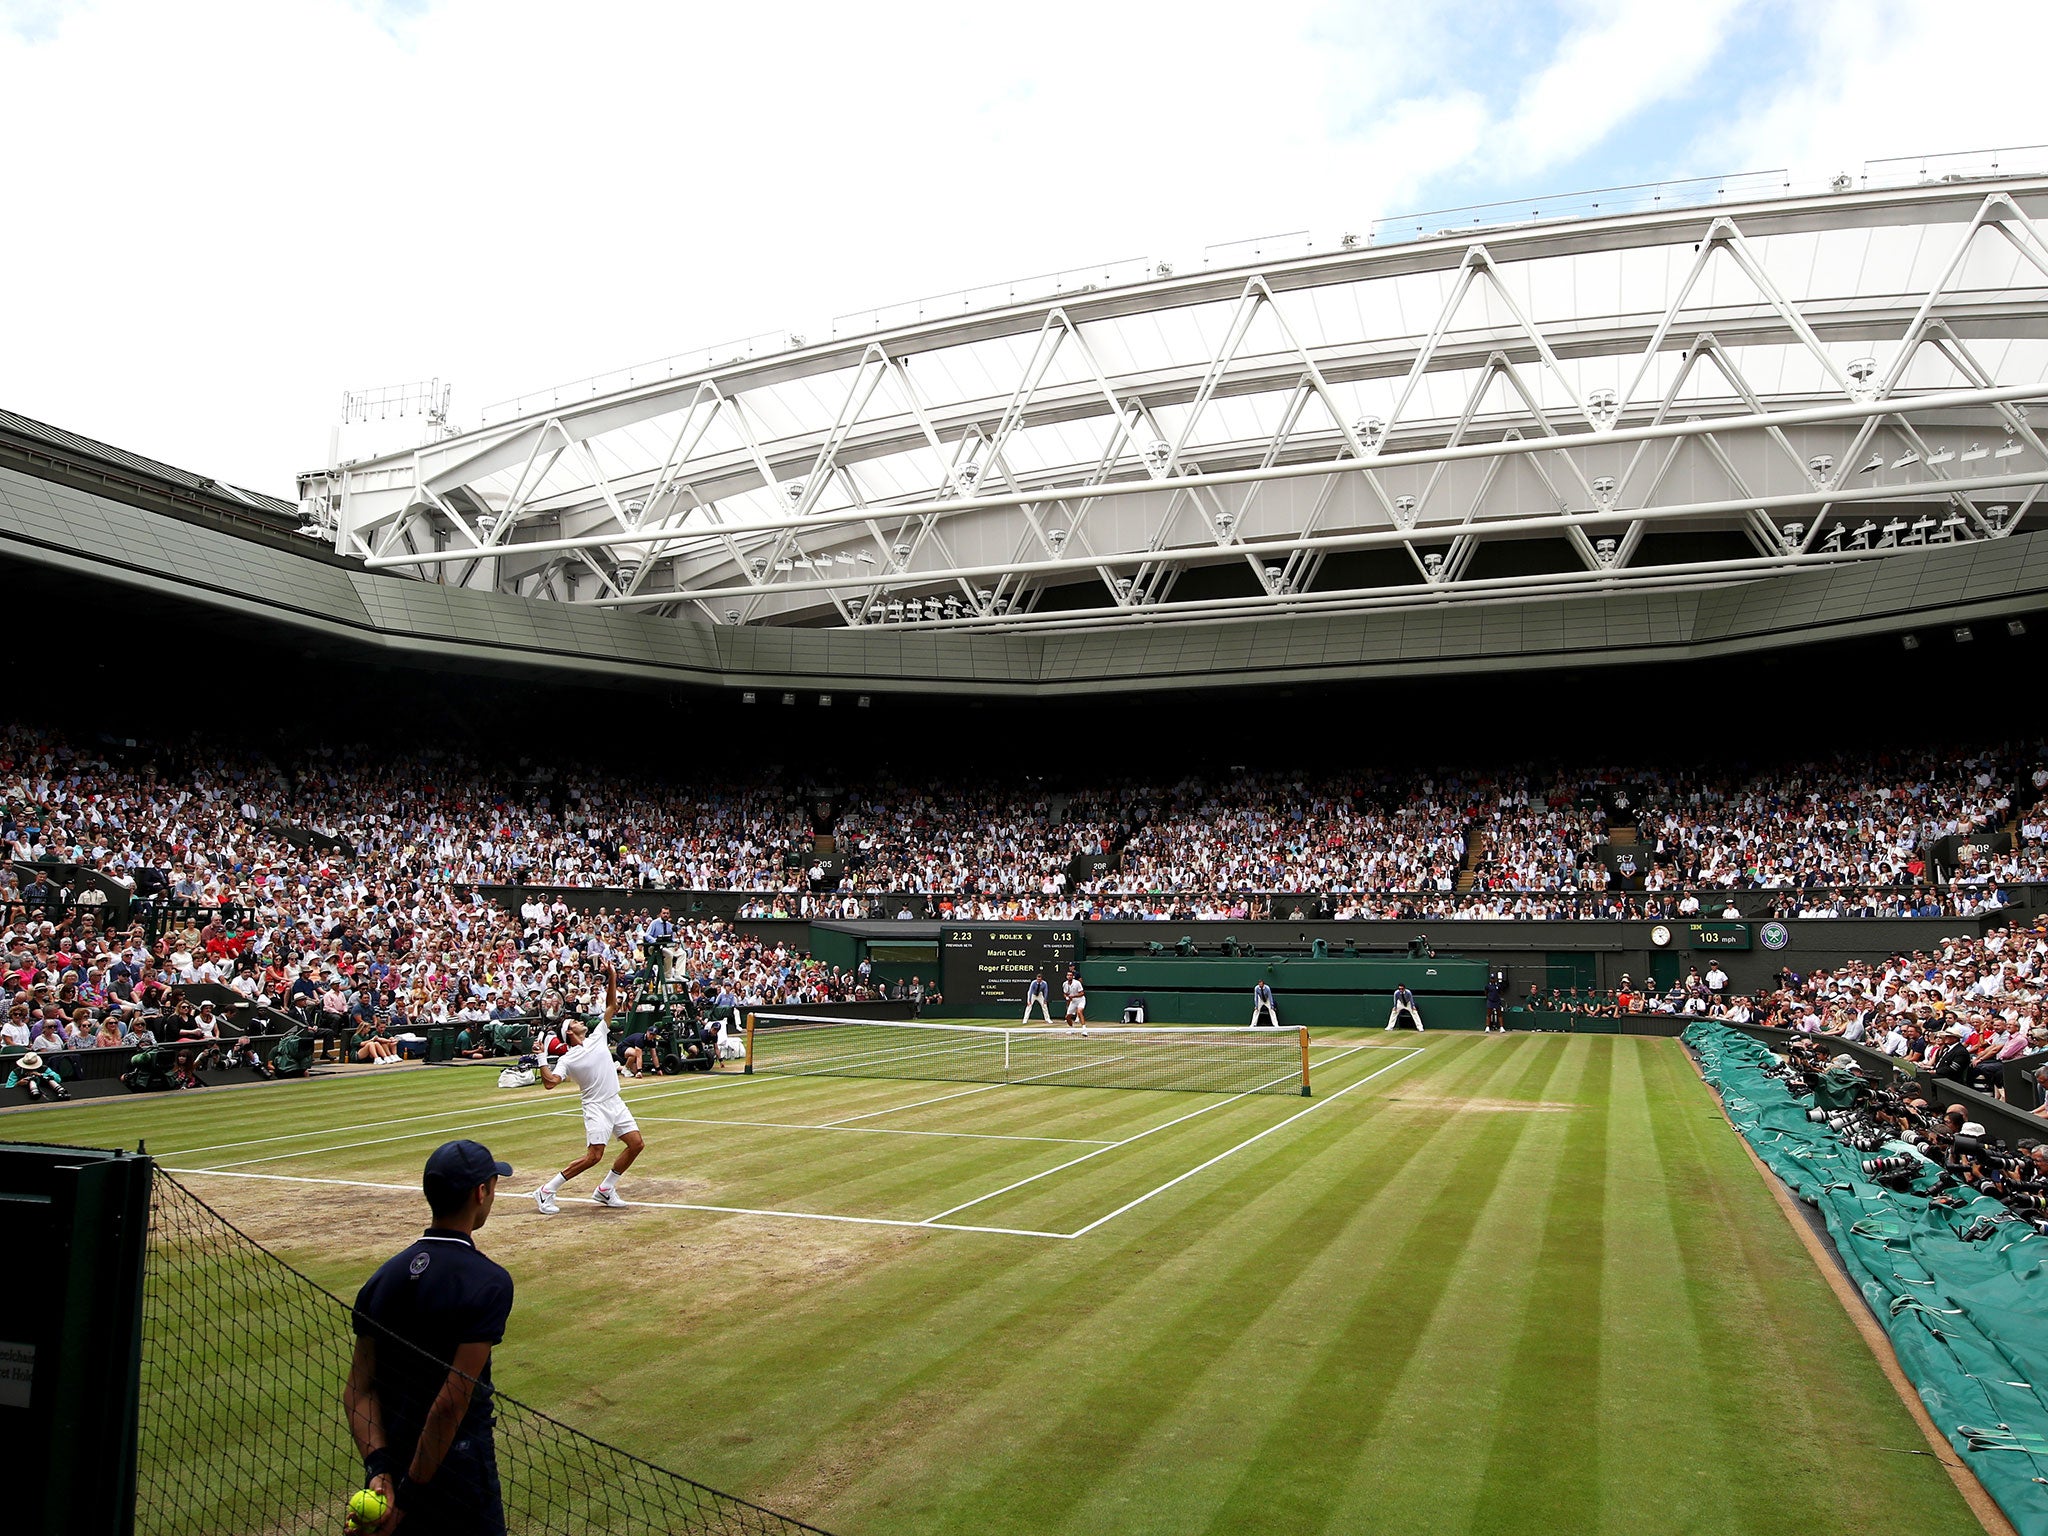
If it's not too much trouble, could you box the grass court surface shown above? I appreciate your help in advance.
[35,1030,1982,1535]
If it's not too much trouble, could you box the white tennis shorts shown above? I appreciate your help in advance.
[581,1095,640,1147]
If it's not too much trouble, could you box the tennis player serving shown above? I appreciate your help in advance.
[533,961,643,1213]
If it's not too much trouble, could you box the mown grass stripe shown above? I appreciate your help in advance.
[1464,1034,1611,1536]
[1189,1037,1573,1534]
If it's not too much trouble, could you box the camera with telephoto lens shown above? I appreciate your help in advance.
[1806,1107,1831,1123]
[1861,1153,1917,1179]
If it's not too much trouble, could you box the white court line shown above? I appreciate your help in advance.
[919,1043,1377,1223]
[1062,1046,1427,1237]
[161,1070,770,1160]
[164,1167,1074,1241]
[626,1114,1115,1146]
[192,1073,791,1170]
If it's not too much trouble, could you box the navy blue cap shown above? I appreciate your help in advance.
[422,1139,513,1198]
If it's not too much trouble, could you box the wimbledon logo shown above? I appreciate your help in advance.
[1759,921,1790,951]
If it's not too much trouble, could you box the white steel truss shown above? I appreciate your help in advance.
[317,175,2048,633]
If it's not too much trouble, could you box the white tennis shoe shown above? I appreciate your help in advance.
[534,1188,560,1215]
[591,1186,628,1209]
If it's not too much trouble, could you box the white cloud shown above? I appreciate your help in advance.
[1701,1,2048,182]
[1494,0,1748,173]
[2,0,2030,496]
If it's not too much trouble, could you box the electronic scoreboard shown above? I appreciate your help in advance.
[941,925,1082,1009]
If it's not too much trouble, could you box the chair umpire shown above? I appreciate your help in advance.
[347,1140,516,1535]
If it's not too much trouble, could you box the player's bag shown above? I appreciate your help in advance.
[498,1053,538,1089]
[489,1021,533,1057]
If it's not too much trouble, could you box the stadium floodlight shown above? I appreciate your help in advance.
[1846,357,1878,398]
[1591,476,1618,506]
[1806,454,1835,484]
[1997,436,2024,458]
[614,559,641,587]
[857,694,871,707]
[1849,520,1877,549]
[818,693,832,706]
[1820,524,1845,552]
[1901,633,1920,650]
[855,550,876,565]
[749,557,768,580]
[1354,416,1386,451]
[1213,510,1236,536]
[975,588,995,608]
[1263,565,1285,590]
[1893,449,1921,468]
[1779,522,1805,549]
[741,691,757,703]
[782,479,806,504]
[623,499,645,519]
[942,596,961,618]
[1143,439,1173,470]
[1594,536,1619,564]
[1927,446,1955,465]
[724,609,741,625]
[956,463,980,488]
[775,558,793,572]
[891,542,912,568]
[1857,453,1883,473]
[1047,529,1068,553]
[780,692,796,705]
[886,600,905,621]
[923,598,943,620]
[1987,504,2013,531]
[1392,495,1418,526]
[1586,389,1620,428]
[475,513,499,539]
[2008,620,2027,638]
[1954,625,1974,643]
[1422,552,1445,578]
[1937,513,1968,542]
[1879,518,1907,547]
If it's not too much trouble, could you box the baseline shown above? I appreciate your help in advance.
[163,1166,1074,1241]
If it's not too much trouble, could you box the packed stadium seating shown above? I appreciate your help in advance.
[3,716,2044,1075]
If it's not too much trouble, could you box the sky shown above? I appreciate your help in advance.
[2,0,2044,497]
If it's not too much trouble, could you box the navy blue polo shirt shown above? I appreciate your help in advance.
[352,1229,514,1452]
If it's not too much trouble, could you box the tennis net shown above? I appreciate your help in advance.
[744,1016,1312,1096]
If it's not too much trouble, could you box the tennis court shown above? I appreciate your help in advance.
[29,1029,1985,1536]
[86,1022,1416,1241]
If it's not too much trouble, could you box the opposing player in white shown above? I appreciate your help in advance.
[533,962,643,1212]
[1062,967,1088,1036]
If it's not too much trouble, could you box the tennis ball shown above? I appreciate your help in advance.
[346,1489,387,1532]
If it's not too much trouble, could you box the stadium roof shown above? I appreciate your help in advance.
[0,406,297,524]
[298,153,2048,638]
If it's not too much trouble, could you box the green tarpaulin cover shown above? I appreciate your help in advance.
[1686,1021,2048,1535]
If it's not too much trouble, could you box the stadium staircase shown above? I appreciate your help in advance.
[1456,823,1485,894]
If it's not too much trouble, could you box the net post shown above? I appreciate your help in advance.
[743,1012,755,1074]
[1299,1026,1312,1096]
